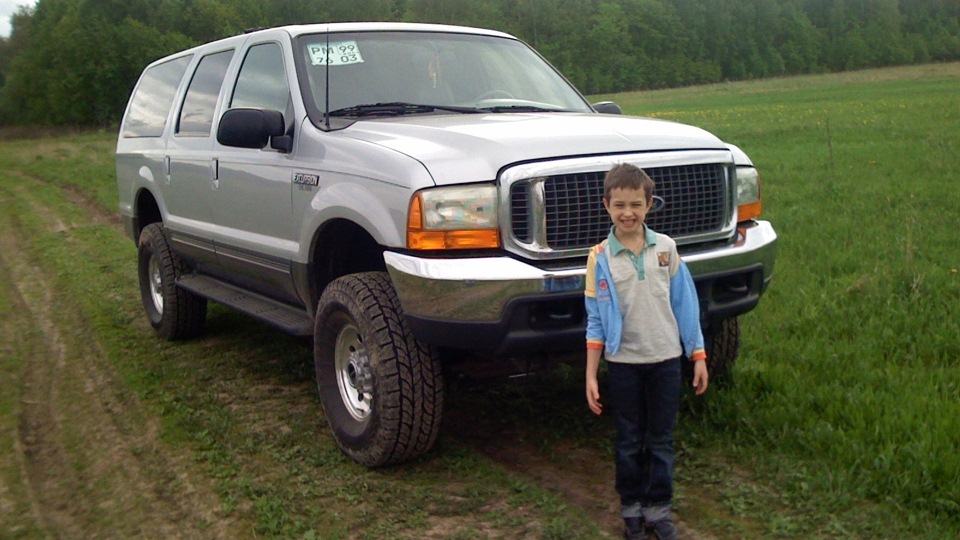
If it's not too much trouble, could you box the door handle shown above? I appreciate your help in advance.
[210,158,219,190]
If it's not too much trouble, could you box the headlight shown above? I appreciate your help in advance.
[407,185,500,250]
[735,166,762,222]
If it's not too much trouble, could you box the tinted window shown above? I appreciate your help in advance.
[177,49,234,137]
[122,55,192,138]
[231,43,290,116]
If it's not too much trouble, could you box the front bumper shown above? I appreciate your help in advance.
[384,220,777,354]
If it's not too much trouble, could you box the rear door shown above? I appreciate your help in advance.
[164,47,235,270]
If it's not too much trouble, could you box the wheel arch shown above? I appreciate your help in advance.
[133,187,163,241]
[305,219,387,316]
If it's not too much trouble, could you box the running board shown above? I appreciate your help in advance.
[177,275,313,336]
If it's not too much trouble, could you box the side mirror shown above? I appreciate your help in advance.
[217,108,289,152]
[592,101,622,115]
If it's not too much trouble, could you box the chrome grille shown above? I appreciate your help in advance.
[510,163,727,250]
[511,186,531,243]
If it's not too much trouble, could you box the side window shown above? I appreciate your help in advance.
[177,49,234,137]
[230,42,291,119]
[122,55,192,138]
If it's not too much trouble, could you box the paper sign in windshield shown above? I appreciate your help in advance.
[308,41,364,66]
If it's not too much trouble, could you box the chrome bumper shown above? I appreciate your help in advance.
[681,220,778,285]
[384,252,585,323]
[384,220,777,324]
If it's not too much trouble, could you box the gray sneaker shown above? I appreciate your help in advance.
[623,516,645,540]
[647,518,678,540]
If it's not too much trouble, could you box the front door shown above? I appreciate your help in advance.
[211,39,301,305]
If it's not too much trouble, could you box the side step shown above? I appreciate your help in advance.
[177,275,314,336]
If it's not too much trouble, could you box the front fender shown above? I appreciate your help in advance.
[299,181,408,258]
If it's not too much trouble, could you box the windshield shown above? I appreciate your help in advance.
[295,31,591,125]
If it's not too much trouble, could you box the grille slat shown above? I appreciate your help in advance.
[511,164,726,250]
[510,186,531,243]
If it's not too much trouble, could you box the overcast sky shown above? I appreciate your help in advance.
[1,0,33,38]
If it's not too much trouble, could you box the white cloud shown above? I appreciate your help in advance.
[0,0,34,39]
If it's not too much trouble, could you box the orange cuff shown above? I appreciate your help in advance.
[586,342,604,351]
[690,350,707,362]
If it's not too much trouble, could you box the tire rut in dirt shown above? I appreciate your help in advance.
[1,212,84,538]
[5,169,121,233]
[444,390,717,539]
[1,185,240,538]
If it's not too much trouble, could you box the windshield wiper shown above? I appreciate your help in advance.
[328,102,481,117]
[478,105,570,113]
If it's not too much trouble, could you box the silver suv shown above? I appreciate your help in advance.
[117,22,777,466]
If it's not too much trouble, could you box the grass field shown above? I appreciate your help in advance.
[599,62,960,536]
[1,62,958,539]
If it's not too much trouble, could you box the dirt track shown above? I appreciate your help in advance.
[1,179,244,538]
[445,404,712,540]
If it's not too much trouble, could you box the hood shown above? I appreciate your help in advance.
[338,113,728,185]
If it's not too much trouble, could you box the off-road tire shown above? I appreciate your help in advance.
[705,317,739,384]
[137,223,207,341]
[682,317,740,386]
[314,272,443,467]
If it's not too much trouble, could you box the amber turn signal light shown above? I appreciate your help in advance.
[737,200,762,222]
[407,195,501,250]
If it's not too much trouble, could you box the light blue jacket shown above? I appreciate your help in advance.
[584,232,705,359]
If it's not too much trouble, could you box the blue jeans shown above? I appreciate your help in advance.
[607,357,681,515]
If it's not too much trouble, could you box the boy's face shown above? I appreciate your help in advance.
[603,187,651,235]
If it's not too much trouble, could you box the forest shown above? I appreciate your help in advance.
[0,0,958,126]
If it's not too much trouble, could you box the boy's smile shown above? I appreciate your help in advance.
[603,187,651,236]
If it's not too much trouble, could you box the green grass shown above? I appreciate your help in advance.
[599,62,960,536]
[1,62,959,538]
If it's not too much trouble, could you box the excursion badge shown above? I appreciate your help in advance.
[293,172,320,187]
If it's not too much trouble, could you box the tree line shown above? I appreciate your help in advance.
[1,0,958,126]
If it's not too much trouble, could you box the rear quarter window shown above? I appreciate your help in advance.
[122,55,193,138]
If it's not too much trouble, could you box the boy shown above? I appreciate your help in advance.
[585,163,709,540]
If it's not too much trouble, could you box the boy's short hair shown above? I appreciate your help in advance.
[603,163,655,201]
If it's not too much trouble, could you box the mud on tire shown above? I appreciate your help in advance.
[137,223,207,341]
[314,272,443,467]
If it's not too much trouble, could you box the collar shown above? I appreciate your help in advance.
[606,224,657,256]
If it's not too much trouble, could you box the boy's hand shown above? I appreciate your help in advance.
[692,360,709,395]
[586,377,603,415]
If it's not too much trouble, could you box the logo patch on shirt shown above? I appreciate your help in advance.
[599,279,609,291]
[657,251,671,267]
